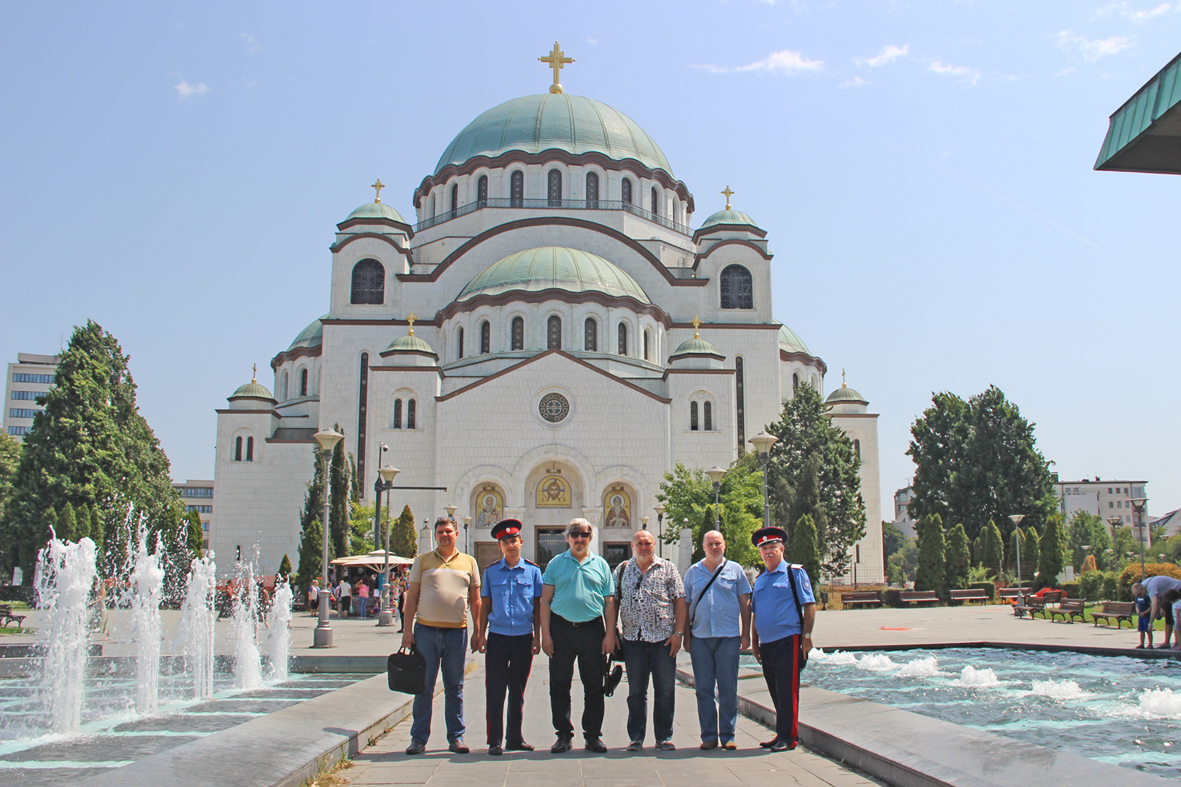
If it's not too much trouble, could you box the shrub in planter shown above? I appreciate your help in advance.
[882,588,904,608]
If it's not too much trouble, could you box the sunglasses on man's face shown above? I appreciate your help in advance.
[569,531,592,539]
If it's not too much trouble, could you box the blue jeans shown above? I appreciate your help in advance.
[688,636,741,743]
[357,597,368,618]
[411,624,467,744]
[621,638,676,743]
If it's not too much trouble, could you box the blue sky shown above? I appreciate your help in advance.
[2,2,1179,521]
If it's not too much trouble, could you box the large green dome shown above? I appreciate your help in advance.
[435,94,673,176]
[288,316,326,352]
[457,247,650,304]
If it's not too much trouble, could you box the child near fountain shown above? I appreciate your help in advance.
[1137,592,1154,649]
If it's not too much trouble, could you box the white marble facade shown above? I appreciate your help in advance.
[212,83,884,584]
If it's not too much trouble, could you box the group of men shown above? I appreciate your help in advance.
[399,515,815,756]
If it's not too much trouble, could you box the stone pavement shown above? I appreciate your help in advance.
[337,663,879,787]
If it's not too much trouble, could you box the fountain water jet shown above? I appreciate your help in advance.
[177,553,218,698]
[35,535,97,734]
[266,580,293,682]
[232,562,262,690]
[130,533,165,715]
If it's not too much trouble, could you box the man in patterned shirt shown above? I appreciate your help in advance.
[613,528,687,752]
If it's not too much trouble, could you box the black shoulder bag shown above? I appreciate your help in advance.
[784,564,810,671]
[387,645,426,694]
[685,560,727,650]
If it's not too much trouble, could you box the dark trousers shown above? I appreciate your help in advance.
[485,632,534,746]
[548,616,605,739]
[621,637,676,743]
[760,635,801,743]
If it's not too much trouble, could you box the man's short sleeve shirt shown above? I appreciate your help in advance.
[482,559,544,636]
[751,562,815,643]
[409,550,480,629]
[684,559,751,639]
[542,550,615,622]
[615,557,685,642]
[1145,575,1181,599]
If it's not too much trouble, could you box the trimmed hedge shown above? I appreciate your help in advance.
[0,586,33,603]
[1058,581,1081,599]
[968,581,995,600]
[1118,562,1181,601]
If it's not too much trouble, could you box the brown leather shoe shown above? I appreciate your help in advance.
[700,740,719,750]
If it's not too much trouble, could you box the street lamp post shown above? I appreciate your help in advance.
[1130,497,1150,578]
[375,464,400,627]
[461,516,471,555]
[707,466,726,531]
[312,428,344,648]
[654,504,665,558]
[749,431,779,531]
[1009,514,1026,606]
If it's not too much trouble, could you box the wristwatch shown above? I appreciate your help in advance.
[673,631,684,637]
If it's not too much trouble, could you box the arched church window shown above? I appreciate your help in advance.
[690,401,699,431]
[617,322,628,356]
[854,439,861,461]
[510,171,524,208]
[650,187,659,216]
[246,436,254,462]
[350,259,385,305]
[547,315,562,349]
[704,401,713,431]
[793,372,799,392]
[457,328,464,359]
[621,178,633,205]
[407,399,416,430]
[393,399,402,429]
[735,357,746,450]
[300,369,309,397]
[643,329,651,361]
[477,175,488,207]
[586,172,599,209]
[234,436,243,462]
[720,264,753,309]
[584,317,597,351]
[450,184,458,214]
[280,371,289,400]
[548,169,562,207]
[511,317,524,351]
[481,321,491,354]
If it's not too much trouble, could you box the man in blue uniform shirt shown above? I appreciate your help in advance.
[478,519,544,755]
[750,526,816,752]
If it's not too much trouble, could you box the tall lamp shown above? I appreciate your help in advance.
[706,466,726,530]
[461,515,472,554]
[1008,514,1025,606]
[375,464,400,627]
[749,431,779,530]
[312,427,343,648]
[654,504,665,558]
[1130,497,1150,578]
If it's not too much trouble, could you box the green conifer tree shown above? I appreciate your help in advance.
[42,507,59,545]
[946,522,971,590]
[183,509,204,560]
[914,514,946,596]
[328,426,351,558]
[980,520,1005,577]
[58,503,76,542]
[1022,526,1040,584]
[296,517,324,591]
[74,503,91,541]
[278,553,292,580]
[89,506,104,569]
[1038,513,1066,587]
[392,504,417,558]
[788,513,822,587]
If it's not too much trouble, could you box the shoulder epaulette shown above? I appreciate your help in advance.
[788,563,804,570]
[524,558,539,567]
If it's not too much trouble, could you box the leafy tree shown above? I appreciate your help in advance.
[882,521,906,563]
[278,553,292,580]
[789,513,822,587]
[183,509,204,558]
[328,426,352,558]
[42,507,58,546]
[907,386,1057,543]
[1,321,180,581]
[980,520,1005,577]
[887,538,918,585]
[58,503,77,542]
[1038,513,1066,587]
[765,384,865,578]
[971,534,982,565]
[296,517,324,592]
[349,501,380,555]
[392,504,418,558]
[1081,554,1098,573]
[89,505,104,560]
[0,433,20,568]
[914,514,946,596]
[657,456,764,568]
[946,523,971,590]
[1066,511,1112,572]
[74,503,91,541]
[1021,526,1040,584]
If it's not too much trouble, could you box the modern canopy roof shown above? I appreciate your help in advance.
[1095,51,1181,174]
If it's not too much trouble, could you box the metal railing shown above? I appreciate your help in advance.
[415,198,692,235]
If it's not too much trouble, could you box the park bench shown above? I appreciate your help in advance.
[1092,601,1137,628]
[900,590,939,606]
[841,591,881,609]
[998,587,1032,601]
[0,604,26,629]
[1041,589,1065,606]
[1049,598,1087,623]
[1014,595,1046,618]
[949,588,989,604]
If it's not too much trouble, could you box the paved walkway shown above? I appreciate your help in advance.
[337,663,879,787]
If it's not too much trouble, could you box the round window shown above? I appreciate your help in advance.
[538,392,570,423]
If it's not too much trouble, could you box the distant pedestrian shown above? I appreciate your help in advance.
[337,577,352,619]
[307,579,320,616]
[358,578,370,619]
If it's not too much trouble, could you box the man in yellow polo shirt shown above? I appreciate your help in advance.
[402,516,481,755]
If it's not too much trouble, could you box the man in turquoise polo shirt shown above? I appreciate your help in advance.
[540,518,617,754]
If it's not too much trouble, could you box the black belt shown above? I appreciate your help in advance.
[553,613,603,628]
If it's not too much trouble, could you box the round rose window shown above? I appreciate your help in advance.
[538,392,570,423]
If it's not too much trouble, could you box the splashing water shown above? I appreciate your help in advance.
[824,651,859,665]
[130,534,165,715]
[36,536,98,734]
[177,554,218,699]
[953,665,1001,687]
[266,580,293,682]
[1031,679,1091,700]
[897,655,944,678]
[1138,689,1181,718]
[857,654,898,671]
[232,563,262,690]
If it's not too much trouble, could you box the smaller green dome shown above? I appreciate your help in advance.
[670,336,723,359]
[385,334,436,355]
[777,324,812,356]
[231,381,274,400]
[288,316,326,352]
[700,208,758,230]
[825,385,867,405]
[346,202,408,224]
[458,247,650,304]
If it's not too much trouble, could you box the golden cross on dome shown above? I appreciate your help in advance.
[539,41,574,94]
[842,368,846,387]
[691,315,701,338]
[252,364,257,383]
[407,311,416,336]
[721,186,734,210]
[371,179,385,204]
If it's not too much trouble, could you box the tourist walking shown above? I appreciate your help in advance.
[683,529,751,750]
[357,578,370,619]
[337,576,351,619]
[613,529,686,752]
[307,578,320,616]
[477,519,543,755]
[402,516,481,755]
[540,518,617,754]
[750,526,815,752]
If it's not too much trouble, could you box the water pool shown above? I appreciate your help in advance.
[755,647,1181,777]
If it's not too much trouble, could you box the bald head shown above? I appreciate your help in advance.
[703,529,726,562]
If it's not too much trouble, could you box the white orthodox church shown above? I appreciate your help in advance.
[212,46,883,583]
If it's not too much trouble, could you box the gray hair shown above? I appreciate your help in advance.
[565,518,594,538]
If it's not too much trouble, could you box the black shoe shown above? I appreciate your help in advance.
[551,735,573,753]
[405,740,426,755]
[767,739,796,752]
[585,737,608,753]
[449,739,470,754]
[505,741,534,751]
[488,744,503,756]
[759,737,779,749]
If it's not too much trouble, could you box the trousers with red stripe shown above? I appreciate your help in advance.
[760,634,801,743]
[485,632,534,747]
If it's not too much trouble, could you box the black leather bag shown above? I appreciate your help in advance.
[387,646,426,694]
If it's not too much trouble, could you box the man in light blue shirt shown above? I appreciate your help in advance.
[683,530,751,750]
